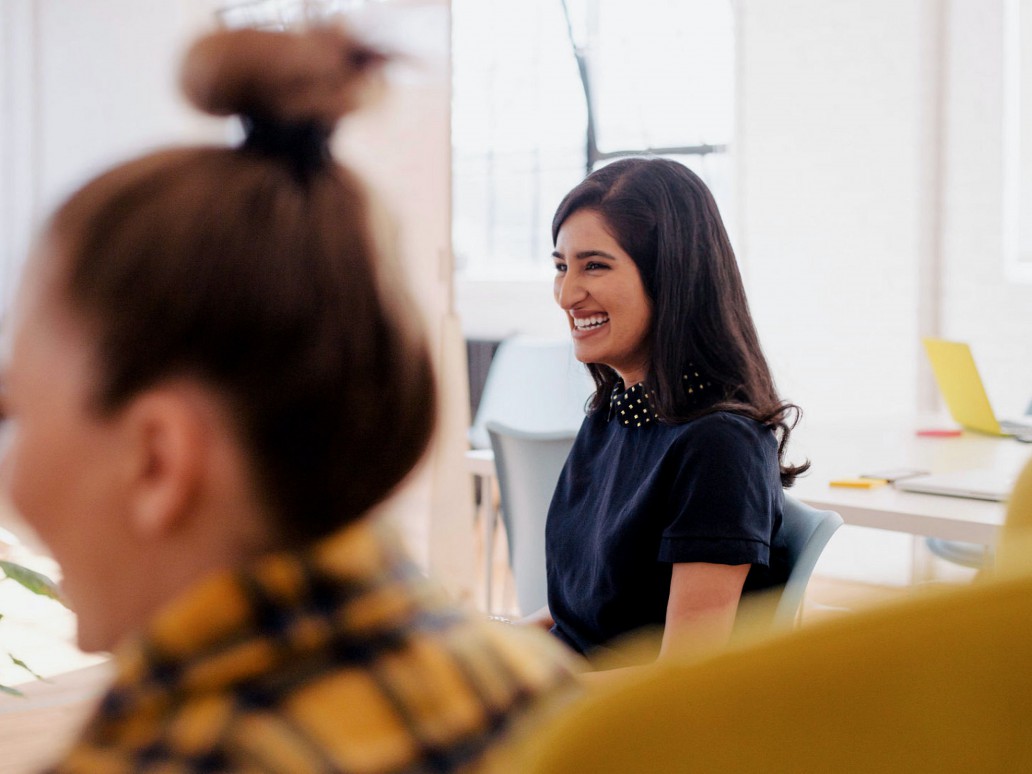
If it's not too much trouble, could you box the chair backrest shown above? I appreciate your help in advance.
[469,336,594,449]
[996,455,1032,575]
[487,422,577,615]
[769,494,843,628]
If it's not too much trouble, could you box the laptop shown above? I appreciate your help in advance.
[894,468,1017,502]
[922,338,1032,438]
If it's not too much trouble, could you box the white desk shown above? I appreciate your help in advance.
[466,417,1032,556]
[787,418,1030,545]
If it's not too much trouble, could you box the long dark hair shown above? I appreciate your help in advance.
[45,27,436,544]
[552,157,808,486]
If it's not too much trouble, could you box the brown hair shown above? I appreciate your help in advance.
[553,158,808,486]
[44,27,436,544]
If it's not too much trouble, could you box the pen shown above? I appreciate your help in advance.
[830,478,889,489]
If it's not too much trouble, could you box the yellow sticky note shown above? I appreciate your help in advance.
[829,478,888,489]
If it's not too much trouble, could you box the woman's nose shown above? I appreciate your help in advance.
[555,271,585,310]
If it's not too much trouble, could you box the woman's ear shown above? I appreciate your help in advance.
[123,388,207,540]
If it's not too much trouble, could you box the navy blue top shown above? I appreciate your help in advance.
[545,383,787,655]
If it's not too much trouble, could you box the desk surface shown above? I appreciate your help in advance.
[466,417,1032,545]
[787,418,1030,544]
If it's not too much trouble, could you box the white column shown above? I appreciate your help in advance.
[914,0,949,413]
[340,0,477,605]
[0,0,40,314]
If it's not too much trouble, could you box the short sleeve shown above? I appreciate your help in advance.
[656,414,779,567]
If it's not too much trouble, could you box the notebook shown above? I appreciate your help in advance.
[922,338,1032,437]
[894,469,1016,502]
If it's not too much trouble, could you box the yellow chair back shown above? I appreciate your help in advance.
[996,454,1032,575]
[518,571,1032,772]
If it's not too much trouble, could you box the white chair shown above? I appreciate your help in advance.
[769,495,844,628]
[470,336,592,611]
[469,336,594,449]
[486,422,577,615]
[924,537,991,570]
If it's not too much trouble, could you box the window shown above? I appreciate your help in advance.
[452,0,736,280]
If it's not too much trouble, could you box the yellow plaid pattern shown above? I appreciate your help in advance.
[48,521,577,773]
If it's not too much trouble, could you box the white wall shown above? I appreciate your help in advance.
[735,0,1032,425]
[338,0,476,602]
[736,0,941,424]
[0,1,39,308]
[0,0,221,311]
[941,0,1032,419]
[456,279,569,340]
[34,1,219,211]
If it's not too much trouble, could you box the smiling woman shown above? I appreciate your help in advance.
[539,157,809,661]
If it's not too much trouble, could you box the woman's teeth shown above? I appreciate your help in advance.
[573,314,609,330]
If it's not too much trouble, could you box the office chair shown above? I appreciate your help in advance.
[767,495,844,628]
[486,422,577,615]
[924,537,990,569]
[469,338,589,611]
[468,336,593,450]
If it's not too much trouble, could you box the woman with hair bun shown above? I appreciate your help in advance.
[1,26,575,773]
[541,158,808,660]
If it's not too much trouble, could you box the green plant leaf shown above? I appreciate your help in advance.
[0,683,24,697]
[0,560,64,604]
[8,654,47,683]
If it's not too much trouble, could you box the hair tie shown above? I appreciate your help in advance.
[239,114,332,179]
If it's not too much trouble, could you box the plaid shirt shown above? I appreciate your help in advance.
[48,520,577,773]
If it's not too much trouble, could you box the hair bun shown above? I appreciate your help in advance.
[181,25,389,127]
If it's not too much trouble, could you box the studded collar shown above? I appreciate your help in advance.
[610,382,654,428]
[608,368,714,429]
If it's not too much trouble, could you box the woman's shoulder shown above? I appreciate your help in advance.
[676,410,772,440]
[663,410,776,460]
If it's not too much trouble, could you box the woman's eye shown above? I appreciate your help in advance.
[554,263,568,274]
[585,261,608,271]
